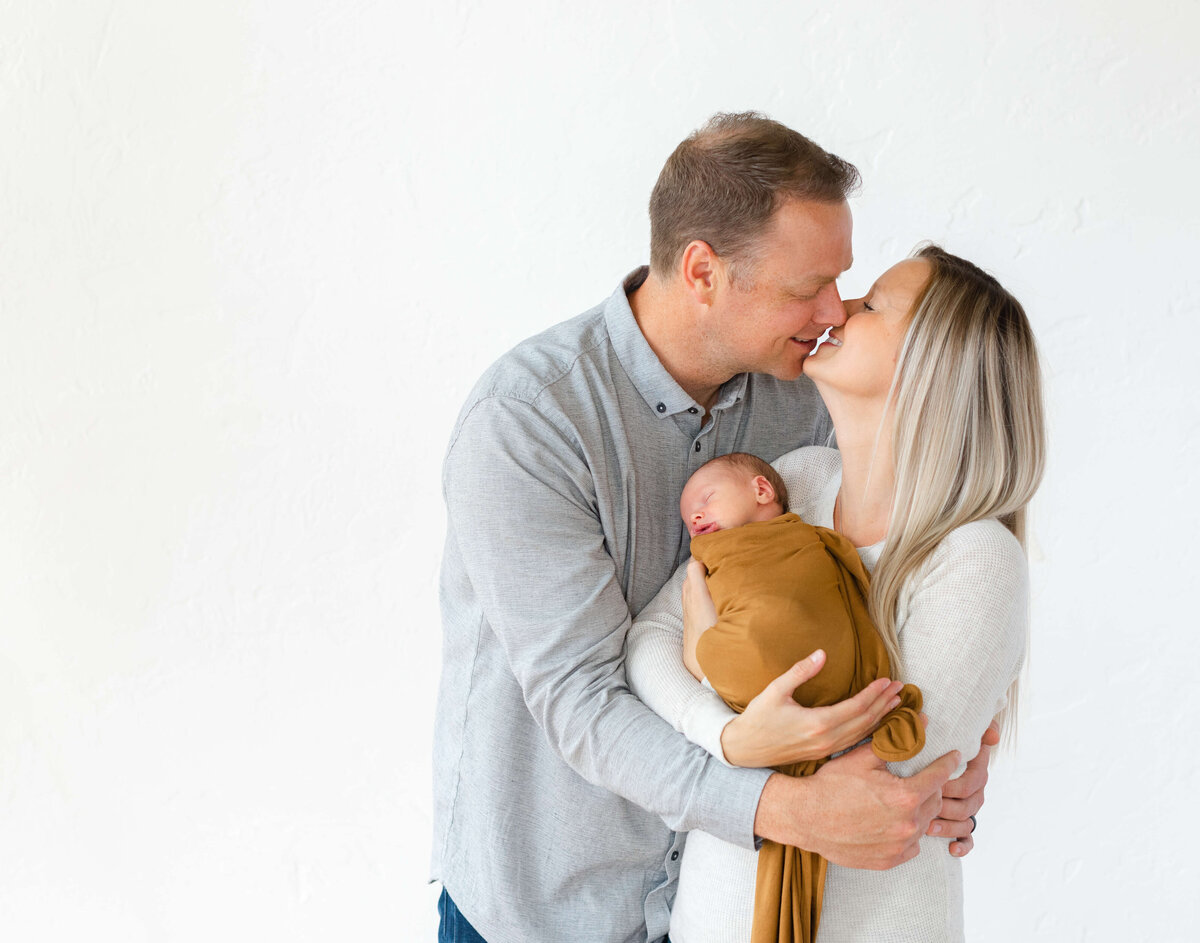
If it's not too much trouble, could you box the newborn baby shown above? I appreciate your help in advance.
[678,452,925,943]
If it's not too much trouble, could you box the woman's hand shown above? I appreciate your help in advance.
[681,558,717,681]
[720,651,905,768]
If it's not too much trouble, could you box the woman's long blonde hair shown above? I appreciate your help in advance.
[870,245,1046,735]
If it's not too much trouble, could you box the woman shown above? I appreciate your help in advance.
[626,245,1046,942]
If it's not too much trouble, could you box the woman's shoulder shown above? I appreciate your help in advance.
[770,446,841,523]
[916,518,1028,599]
[937,518,1024,562]
[771,446,841,489]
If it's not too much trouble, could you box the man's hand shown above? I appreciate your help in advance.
[754,743,960,869]
[927,721,999,857]
[720,650,904,767]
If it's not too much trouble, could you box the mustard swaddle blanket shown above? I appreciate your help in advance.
[692,513,924,943]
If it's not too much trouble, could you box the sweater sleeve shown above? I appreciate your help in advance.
[886,520,1029,779]
[626,563,741,764]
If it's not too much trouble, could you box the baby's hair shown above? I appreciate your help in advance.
[700,452,789,512]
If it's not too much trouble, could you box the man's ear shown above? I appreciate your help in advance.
[680,240,724,305]
[752,475,777,505]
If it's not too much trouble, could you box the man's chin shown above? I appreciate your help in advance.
[787,338,819,376]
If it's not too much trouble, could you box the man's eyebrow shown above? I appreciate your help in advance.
[788,272,843,295]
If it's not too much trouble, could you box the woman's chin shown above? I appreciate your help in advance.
[801,348,833,379]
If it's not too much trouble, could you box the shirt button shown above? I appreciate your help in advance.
[687,407,698,414]
[656,402,666,413]
[694,442,701,452]
[671,851,679,861]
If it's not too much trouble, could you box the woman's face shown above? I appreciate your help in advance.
[803,258,932,399]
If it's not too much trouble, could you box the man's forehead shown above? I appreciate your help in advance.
[766,199,854,279]
[799,254,854,286]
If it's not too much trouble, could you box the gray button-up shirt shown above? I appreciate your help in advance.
[432,268,833,943]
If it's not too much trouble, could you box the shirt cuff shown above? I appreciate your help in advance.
[682,693,739,767]
[691,762,773,849]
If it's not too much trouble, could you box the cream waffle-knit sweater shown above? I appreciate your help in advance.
[625,446,1029,943]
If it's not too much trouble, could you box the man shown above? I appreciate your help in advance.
[432,113,991,943]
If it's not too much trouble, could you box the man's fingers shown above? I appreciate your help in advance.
[981,721,1001,747]
[928,811,977,840]
[936,792,984,824]
[826,738,887,772]
[909,749,960,795]
[948,834,974,858]
[941,753,987,799]
[928,796,979,838]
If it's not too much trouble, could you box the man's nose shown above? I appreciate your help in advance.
[815,282,847,326]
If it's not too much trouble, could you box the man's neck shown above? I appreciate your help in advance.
[628,270,732,413]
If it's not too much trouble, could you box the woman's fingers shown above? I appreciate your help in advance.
[818,678,904,745]
[766,650,827,694]
[723,666,910,767]
[681,559,717,629]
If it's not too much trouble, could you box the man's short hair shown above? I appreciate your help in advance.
[702,452,789,513]
[649,112,860,282]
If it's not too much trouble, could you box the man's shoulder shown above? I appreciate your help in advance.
[466,303,613,409]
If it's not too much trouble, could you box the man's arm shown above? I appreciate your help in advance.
[444,396,768,844]
[754,745,959,868]
[626,545,968,870]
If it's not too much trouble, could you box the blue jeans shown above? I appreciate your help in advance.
[438,888,488,943]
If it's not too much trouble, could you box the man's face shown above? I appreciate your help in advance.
[708,199,854,381]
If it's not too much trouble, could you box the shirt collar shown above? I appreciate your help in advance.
[604,267,748,419]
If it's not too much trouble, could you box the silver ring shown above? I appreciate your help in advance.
[968,815,977,834]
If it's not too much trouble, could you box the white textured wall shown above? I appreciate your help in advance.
[2,2,1197,940]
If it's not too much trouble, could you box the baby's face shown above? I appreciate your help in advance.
[680,464,778,538]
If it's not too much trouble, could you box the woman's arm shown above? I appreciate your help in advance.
[626,559,907,768]
[626,564,738,761]
[888,520,1029,781]
[681,559,717,682]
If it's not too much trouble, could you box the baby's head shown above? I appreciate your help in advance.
[680,452,788,538]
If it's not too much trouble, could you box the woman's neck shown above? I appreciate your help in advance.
[823,391,895,547]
